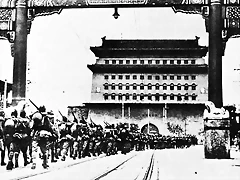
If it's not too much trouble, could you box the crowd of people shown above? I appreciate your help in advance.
[0,102,198,171]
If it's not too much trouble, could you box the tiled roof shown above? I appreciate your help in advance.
[90,37,208,58]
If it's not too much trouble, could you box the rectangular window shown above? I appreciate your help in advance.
[170,60,174,64]
[184,76,189,80]
[104,95,108,100]
[133,75,137,80]
[118,95,122,101]
[170,86,174,90]
[191,76,196,80]
[126,95,129,100]
[112,75,115,80]
[104,75,108,80]
[105,60,109,64]
[119,60,123,64]
[163,86,167,90]
[156,60,160,64]
[163,76,167,80]
[177,76,181,80]
[191,60,196,64]
[140,60,144,64]
[184,96,189,100]
[140,96,144,101]
[126,60,130,64]
[133,95,137,100]
[148,60,152,64]
[155,76,160,80]
[119,75,123,80]
[177,86,181,90]
[111,86,115,90]
[133,86,137,90]
[104,86,108,90]
[140,75,144,80]
[111,95,115,100]
[140,86,144,90]
[177,60,181,64]
[119,86,122,90]
[177,96,182,101]
[148,96,152,101]
[112,60,116,64]
[184,86,188,90]
[192,86,196,90]
[184,60,188,64]
[192,96,196,100]
[126,86,130,90]
[163,60,167,65]
[148,86,152,90]
[126,75,130,80]
[155,96,160,101]
[148,75,152,80]
[163,96,167,100]
[170,76,174,80]
[170,96,174,100]
[133,60,137,64]
[156,86,160,90]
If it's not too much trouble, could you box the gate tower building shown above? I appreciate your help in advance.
[80,37,208,136]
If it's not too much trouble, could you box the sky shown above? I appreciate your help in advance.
[1,7,240,114]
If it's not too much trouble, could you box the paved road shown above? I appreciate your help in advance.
[1,145,239,180]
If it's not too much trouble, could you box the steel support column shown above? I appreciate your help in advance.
[12,0,27,106]
[208,0,223,107]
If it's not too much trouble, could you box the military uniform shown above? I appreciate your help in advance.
[0,113,6,166]
[31,111,55,169]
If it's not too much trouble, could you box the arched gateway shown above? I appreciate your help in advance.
[141,123,159,134]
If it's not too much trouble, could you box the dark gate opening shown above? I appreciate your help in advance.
[141,123,159,134]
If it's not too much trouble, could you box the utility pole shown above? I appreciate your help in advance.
[208,0,223,108]
[12,0,27,106]
[3,79,7,111]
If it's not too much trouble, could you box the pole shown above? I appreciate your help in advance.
[122,102,124,121]
[147,109,150,134]
[128,106,130,120]
[3,79,7,110]
[12,0,28,106]
[208,0,223,108]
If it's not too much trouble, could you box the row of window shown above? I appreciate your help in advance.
[104,59,196,65]
[104,75,196,80]
[104,83,197,90]
[103,93,197,101]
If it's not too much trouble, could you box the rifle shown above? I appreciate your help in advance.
[58,110,64,118]
[71,110,79,123]
[29,99,40,111]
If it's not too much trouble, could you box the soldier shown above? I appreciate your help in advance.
[4,110,18,170]
[31,106,56,169]
[6,109,31,170]
[93,125,104,156]
[0,111,6,166]
[58,116,74,161]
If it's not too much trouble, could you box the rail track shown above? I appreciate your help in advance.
[92,150,155,180]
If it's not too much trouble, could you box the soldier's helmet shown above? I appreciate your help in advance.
[20,110,26,118]
[11,109,18,118]
[0,111,5,117]
[39,105,46,113]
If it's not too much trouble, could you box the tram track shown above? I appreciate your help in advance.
[92,150,155,180]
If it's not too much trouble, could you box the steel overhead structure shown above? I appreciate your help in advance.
[0,0,239,107]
